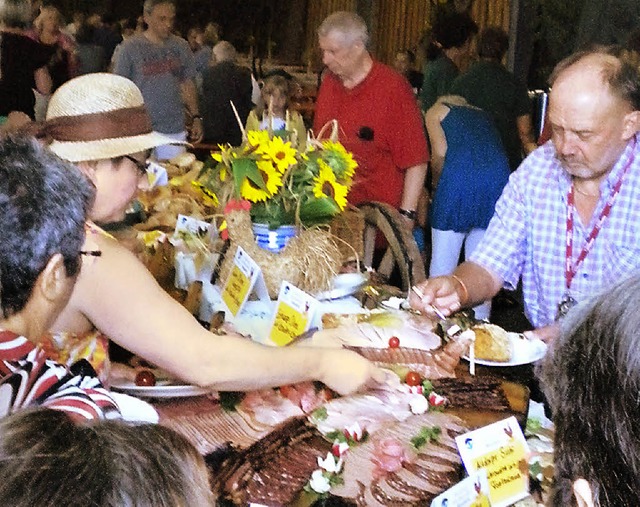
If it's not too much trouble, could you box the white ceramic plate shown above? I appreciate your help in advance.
[316,273,368,301]
[110,379,211,398]
[462,333,548,366]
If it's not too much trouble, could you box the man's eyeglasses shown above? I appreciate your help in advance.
[124,155,150,176]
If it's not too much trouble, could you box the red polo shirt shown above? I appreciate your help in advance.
[314,60,429,207]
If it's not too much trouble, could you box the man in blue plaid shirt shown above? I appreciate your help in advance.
[411,46,640,343]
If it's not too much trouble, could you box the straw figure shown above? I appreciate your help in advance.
[219,207,342,299]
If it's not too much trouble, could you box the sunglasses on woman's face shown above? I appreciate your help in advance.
[124,155,150,176]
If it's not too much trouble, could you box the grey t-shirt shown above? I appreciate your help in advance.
[113,34,196,134]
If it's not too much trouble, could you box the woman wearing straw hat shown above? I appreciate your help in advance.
[41,72,384,395]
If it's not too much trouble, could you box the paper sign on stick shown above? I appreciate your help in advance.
[431,469,492,507]
[268,281,318,346]
[146,161,168,188]
[455,416,529,507]
[174,214,211,237]
[220,246,268,316]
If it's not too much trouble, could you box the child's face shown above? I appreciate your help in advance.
[264,88,287,115]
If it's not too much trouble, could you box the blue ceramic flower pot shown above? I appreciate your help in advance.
[252,223,298,253]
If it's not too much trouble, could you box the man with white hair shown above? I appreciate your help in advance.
[313,11,429,229]
[113,0,202,159]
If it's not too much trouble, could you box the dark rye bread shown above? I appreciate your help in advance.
[432,377,512,412]
[212,416,332,506]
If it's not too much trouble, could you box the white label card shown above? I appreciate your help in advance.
[431,469,492,507]
[174,214,211,237]
[146,161,168,188]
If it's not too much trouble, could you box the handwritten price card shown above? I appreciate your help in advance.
[431,470,491,507]
[268,282,318,346]
[455,416,529,507]
[221,246,261,317]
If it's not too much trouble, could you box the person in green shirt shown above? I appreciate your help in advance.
[418,12,477,113]
[450,27,537,171]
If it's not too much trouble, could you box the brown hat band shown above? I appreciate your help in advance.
[44,106,153,142]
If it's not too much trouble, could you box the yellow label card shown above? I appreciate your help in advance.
[221,246,261,316]
[269,282,318,346]
[455,416,529,507]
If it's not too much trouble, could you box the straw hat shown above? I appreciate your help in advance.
[45,73,184,163]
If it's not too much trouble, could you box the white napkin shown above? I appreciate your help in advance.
[111,392,159,423]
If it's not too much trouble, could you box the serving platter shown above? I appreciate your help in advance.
[463,333,547,367]
[110,379,211,398]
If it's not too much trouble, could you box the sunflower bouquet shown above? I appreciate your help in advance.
[195,130,358,228]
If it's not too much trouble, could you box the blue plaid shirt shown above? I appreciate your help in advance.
[470,134,640,327]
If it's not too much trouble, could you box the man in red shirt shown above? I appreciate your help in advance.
[313,11,429,229]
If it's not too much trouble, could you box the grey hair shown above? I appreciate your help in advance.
[0,136,95,318]
[317,10,369,47]
[143,0,175,16]
[212,40,237,63]
[537,273,640,506]
[0,0,30,28]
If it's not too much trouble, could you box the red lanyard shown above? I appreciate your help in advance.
[565,145,635,291]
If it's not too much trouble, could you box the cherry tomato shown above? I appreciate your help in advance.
[135,370,156,387]
[405,371,422,387]
[388,336,400,348]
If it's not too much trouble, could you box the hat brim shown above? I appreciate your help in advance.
[48,131,190,163]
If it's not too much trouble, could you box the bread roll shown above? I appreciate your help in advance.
[471,323,512,362]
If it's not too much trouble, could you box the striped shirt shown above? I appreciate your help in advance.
[0,330,121,421]
[470,134,640,327]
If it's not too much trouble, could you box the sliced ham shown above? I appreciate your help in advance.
[330,411,466,506]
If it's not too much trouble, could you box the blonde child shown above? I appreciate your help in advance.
[246,74,306,149]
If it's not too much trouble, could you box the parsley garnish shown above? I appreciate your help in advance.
[410,425,441,450]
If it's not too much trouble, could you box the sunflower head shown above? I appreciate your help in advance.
[312,159,348,210]
[247,130,271,154]
[263,136,298,173]
[239,159,283,203]
[320,140,358,182]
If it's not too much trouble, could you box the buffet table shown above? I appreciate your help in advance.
[114,125,555,506]
[145,344,547,506]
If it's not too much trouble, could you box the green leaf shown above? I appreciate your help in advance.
[311,406,328,421]
[325,430,347,443]
[411,425,441,450]
[421,379,434,398]
[299,197,340,226]
[232,157,266,191]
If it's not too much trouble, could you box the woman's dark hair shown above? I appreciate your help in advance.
[426,12,478,61]
[0,408,215,506]
[478,27,509,61]
[0,136,95,318]
[538,274,640,506]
